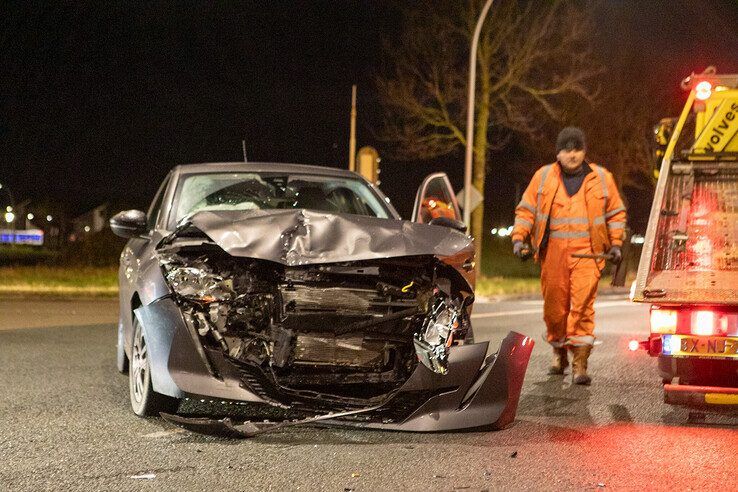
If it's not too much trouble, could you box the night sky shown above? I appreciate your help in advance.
[2,1,738,231]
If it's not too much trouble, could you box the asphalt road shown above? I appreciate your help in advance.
[1,296,737,491]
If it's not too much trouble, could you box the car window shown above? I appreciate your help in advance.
[171,172,390,226]
[415,175,461,224]
[147,175,170,230]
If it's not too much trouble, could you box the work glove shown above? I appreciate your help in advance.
[607,245,622,265]
[513,241,532,261]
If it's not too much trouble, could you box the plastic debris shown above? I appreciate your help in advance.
[510,451,518,458]
[130,473,156,480]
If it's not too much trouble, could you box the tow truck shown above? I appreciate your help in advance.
[631,68,738,414]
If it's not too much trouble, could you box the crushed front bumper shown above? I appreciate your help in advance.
[137,297,534,435]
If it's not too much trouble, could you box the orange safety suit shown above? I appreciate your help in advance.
[512,162,627,347]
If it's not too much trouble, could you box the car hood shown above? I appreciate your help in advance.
[173,209,473,266]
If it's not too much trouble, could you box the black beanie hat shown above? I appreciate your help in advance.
[556,127,586,152]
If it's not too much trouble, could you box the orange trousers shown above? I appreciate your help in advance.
[540,239,601,347]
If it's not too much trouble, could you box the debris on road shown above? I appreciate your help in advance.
[130,473,156,480]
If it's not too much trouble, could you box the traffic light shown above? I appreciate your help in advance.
[356,146,380,184]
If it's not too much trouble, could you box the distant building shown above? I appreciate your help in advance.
[70,203,108,241]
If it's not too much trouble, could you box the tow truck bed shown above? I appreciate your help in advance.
[636,161,738,303]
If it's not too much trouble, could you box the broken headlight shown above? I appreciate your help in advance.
[413,295,463,375]
[160,254,235,302]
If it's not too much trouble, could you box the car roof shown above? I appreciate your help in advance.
[173,162,359,178]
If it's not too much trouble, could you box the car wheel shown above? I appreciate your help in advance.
[117,322,129,374]
[129,319,179,417]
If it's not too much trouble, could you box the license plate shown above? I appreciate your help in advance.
[662,335,738,358]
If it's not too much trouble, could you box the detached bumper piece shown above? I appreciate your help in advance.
[162,331,533,438]
[664,384,738,410]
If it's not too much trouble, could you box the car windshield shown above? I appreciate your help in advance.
[171,172,390,226]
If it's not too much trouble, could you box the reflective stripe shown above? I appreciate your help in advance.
[517,200,535,214]
[544,332,567,348]
[595,165,608,199]
[538,165,553,196]
[550,216,588,226]
[607,221,626,229]
[536,165,553,215]
[515,217,533,227]
[593,215,606,225]
[549,339,567,348]
[550,230,590,239]
[533,165,554,246]
[594,165,608,216]
[605,206,626,219]
[567,335,595,347]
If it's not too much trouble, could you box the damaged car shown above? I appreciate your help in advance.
[111,163,532,437]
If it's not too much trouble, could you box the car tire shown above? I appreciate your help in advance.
[116,321,129,374]
[129,318,179,417]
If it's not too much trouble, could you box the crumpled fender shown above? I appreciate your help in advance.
[134,300,185,399]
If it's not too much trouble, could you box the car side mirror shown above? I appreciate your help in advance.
[429,216,467,233]
[110,210,148,238]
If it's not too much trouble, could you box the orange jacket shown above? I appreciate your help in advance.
[512,162,627,261]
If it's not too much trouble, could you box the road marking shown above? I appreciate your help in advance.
[471,300,640,319]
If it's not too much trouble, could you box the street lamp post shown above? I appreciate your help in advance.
[462,0,494,229]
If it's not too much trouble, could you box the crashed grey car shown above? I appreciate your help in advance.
[111,163,532,437]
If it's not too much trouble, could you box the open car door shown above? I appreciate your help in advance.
[411,172,463,227]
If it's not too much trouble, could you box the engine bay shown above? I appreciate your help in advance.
[158,246,472,404]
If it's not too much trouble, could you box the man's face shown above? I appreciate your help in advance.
[557,148,585,173]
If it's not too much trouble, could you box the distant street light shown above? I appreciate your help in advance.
[5,205,12,212]
[27,213,34,220]
[462,0,494,229]
[4,211,15,224]
[84,226,91,232]
[46,215,53,222]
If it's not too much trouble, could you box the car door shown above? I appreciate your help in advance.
[411,172,462,224]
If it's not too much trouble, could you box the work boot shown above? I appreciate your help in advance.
[548,347,569,375]
[571,345,592,385]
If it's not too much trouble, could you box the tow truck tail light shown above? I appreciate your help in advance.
[650,309,677,334]
[695,81,712,100]
[692,310,715,336]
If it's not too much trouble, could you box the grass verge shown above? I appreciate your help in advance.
[0,266,631,300]
[475,274,633,299]
[0,266,119,298]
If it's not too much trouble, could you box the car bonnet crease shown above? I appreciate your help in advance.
[173,209,473,265]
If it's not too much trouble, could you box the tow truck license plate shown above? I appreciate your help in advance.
[662,335,738,358]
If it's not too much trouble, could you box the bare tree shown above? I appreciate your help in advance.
[375,0,600,266]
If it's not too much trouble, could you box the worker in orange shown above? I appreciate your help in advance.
[511,127,626,384]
